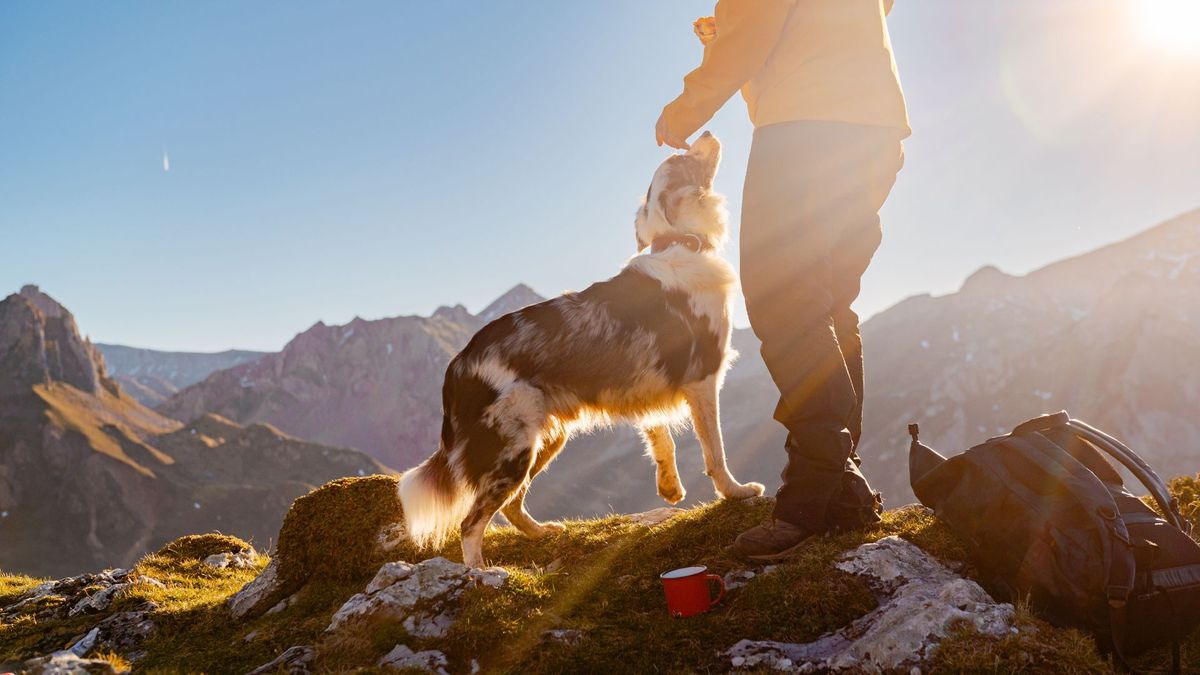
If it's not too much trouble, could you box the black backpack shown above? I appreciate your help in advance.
[908,411,1200,670]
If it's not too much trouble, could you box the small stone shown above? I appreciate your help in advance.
[626,507,686,527]
[247,646,315,675]
[542,629,584,646]
[69,627,99,657]
[244,630,259,642]
[731,656,746,667]
[267,594,299,615]
[378,644,449,674]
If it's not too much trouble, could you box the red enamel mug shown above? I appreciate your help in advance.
[660,565,726,617]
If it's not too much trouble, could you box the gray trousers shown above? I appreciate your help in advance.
[740,120,904,528]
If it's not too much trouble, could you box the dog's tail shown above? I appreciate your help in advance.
[399,447,472,550]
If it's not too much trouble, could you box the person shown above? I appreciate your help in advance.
[656,0,910,560]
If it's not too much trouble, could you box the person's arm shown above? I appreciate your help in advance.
[659,0,793,145]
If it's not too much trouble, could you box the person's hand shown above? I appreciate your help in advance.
[693,16,716,45]
[655,112,691,150]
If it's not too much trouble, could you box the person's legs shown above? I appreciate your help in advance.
[736,121,902,555]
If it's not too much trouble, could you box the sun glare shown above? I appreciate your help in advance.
[1134,0,1200,55]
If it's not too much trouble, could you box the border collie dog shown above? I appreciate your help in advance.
[400,132,764,567]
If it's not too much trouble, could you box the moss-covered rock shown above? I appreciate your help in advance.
[274,475,411,590]
[155,533,252,563]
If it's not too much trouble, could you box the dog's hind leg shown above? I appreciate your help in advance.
[461,443,533,568]
[501,431,568,539]
[641,425,685,504]
[684,377,765,500]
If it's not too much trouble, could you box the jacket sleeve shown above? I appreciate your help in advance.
[661,0,794,139]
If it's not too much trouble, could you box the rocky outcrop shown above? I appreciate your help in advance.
[727,535,1014,672]
[326,557,508,638]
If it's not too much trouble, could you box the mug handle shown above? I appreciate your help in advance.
[707,574,726,606]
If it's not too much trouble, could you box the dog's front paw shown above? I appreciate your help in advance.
[723,481,765,500]
[537,521,567,537]
[658,481,686,505]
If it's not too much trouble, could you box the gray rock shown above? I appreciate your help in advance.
[327,557,508,638]
[3,569,131,621]
[376,522,408,552]
[723,564,778,591]
[22,652,124,675]
[247,645,315,675]
[68,628,100,657]
[91,603,158,658]
[542,629,584,646]
[202,548,257,570]
[229,557,283,620]
[378,645,449,674]
[266,593,299,615]
[727,536,1013,673]
[625,507,686,527]
[69,584,127,616]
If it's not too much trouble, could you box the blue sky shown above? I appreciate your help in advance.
[2,1,1198,351]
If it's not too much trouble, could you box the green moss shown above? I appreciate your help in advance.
[931,604,1109,674]
[1168,474,1200,537]
[274,475,410,591]
[0,574,43,607]
[155,533,253,563]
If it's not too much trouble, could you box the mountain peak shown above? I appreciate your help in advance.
[19,284,68,319]
[478,284,545,322]
[1,286,115,396]
[960,265,1016,294]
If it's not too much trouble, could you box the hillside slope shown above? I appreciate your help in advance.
[0,286,392,577]
[2,475,1196,674]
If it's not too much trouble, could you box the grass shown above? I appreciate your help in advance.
[1,476,1197,673]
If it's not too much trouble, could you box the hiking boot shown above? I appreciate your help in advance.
[732,519,822,561]
[826,491,884,534]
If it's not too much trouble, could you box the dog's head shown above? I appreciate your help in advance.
[635,131,728,253]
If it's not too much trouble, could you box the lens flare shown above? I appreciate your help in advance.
[1134,0,1200,55]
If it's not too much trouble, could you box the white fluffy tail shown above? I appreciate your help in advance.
[399,455,472,550]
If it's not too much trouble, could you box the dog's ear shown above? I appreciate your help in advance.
[658,189,677,226]
[688,131,721,188]
[636,233,649,251]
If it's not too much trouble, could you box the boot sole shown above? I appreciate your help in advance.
[741,538,815,562]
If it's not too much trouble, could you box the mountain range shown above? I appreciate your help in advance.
[96,344,266,407]
[100,207,1200,519]
[5,207,1197,577]
[0,286,391,578]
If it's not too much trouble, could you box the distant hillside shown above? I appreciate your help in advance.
[96,344,266,407]
[158,284,544,469]
[0,286,392,577]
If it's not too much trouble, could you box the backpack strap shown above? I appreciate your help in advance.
[1066,419,1189,534]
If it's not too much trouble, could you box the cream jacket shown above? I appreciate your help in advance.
[662,0,910,138]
